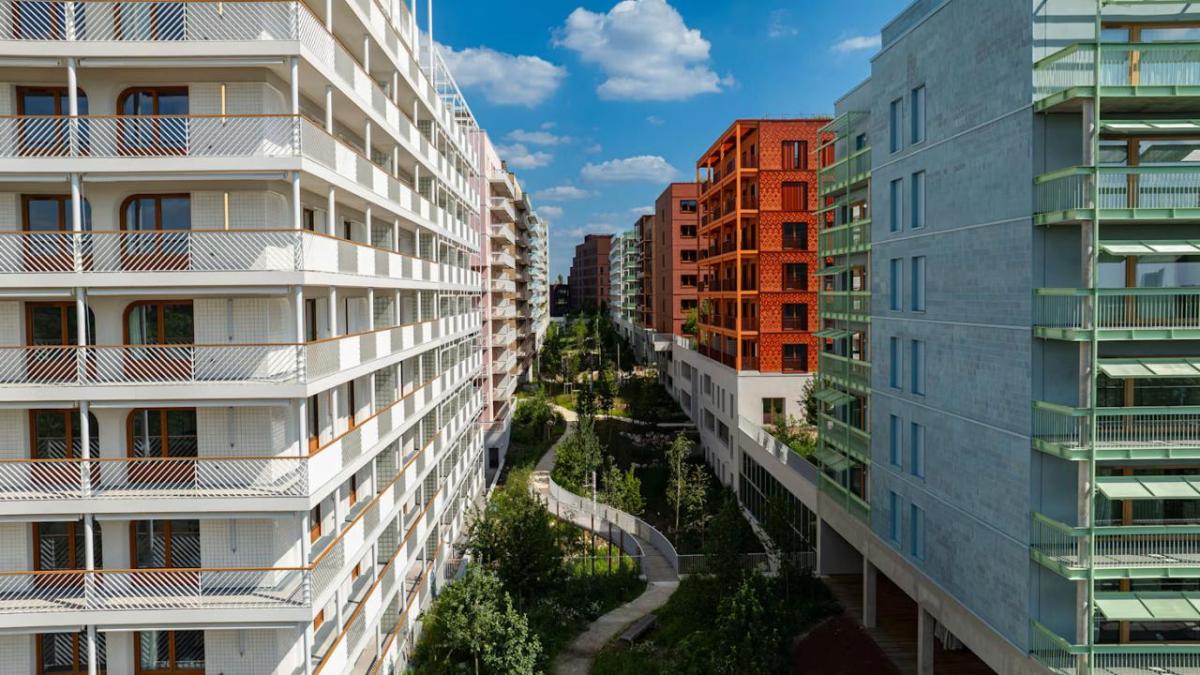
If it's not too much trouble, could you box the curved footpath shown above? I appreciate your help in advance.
[531,404,680,675]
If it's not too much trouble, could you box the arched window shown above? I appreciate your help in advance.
[116,87,187,155]
[119,194,191,270]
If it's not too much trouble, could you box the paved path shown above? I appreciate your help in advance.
[553,581,677,675]
[533,404,681,674]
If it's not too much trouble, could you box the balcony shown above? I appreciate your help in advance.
[782,317,808,332]
[1034,288,1200,340]
[1030,619,1200,675]
[819,413,870,460]
[489,197,517,224]
[0,566,310,628]
[819,352,870,392]
[818,147,871,196]
[818,219,871,255]
[820,291,870,317]
[1035,165,1200,225]
[1034,42,1200,112]
[1032,400,1200,460]
[782,357,808,373]
[1031,512,1200,579]
[0,230,480,289]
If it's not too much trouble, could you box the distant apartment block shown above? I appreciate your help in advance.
[474,134,549,476]
[550,282,571,318]
[652,183,700,337]
[567,234,612,313]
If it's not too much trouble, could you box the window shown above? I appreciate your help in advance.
[782,140,808,170]
[911,85,926,144]
[910,422,925,479]
[911,256,926,312]
[911,171,926,229]
[680,250,697,263]
[889,258,903,311]
[303,207,316,232]
[855,133,868,151]
[307,394,321,453]
[117,86,188,154]
[128,409,197,460]
[782,222,807,249]
[125,300,193,345]
[889,337,901,389]
[681,298,697,311]
[310,503,323,542]
[889,491,901,543]
[783,263,808,291]
[782,304,808,331]
[910,339,925,395]
[781,182,808,211]
[889,178,903,232]
[349,473,359,506]
[680,274,697,287]
[762,398,785,425]
[889,98,903,153]
[680,224,697,238]
[889,414,902,467]
[17,87,88,155]
[782,344,808,372]
[680,199,698,213]
[910,504,925,560]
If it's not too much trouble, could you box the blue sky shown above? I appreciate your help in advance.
[436,0,910,280]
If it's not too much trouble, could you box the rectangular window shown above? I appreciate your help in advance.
[910,504,925,560]
[680,249,697,263]
[911,256,926,312]
[783,263,808,291]
[781,182,808,211]
[889,337,901,389]
[782,221,807,249]
[679,199,698,213]
[910,339,925,395]
[680,274,697,287]
[889,178,903,232]
[889,491,901,543]
[890,98,903,153]
[911,171,925,229]
[782,304,808,331]
[910,422,925,479]
[889,414,902,467]
[782,140,808,170]
[680,224,696,238]
[782,344,808,372]
[911,85,926,145]
[889,258,903,311]
[762,398,785,426]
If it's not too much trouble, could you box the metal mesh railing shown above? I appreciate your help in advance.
[1035,288,1200,331]
[0,343,300,385]
[1033,401,1200,453]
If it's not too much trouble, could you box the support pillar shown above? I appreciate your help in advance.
[291,172,303,230]
[325,86,334,134]
[326,186,337,236]
[917,606,935,675]
[862,557,877,629]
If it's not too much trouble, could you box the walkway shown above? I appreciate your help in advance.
[532,403,680,674]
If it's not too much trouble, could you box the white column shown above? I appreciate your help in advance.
[328,287,340,439]
[392,217,400,254]
[364,121,372,158]
[298,515,314,675]
[362,34,371,74]
[290,56,300,113]
[67,58,80,157]
[77,283,97,675]
[324,0,332,31]
[391,71,400,105]
[326,186,337,236]
[364,206,373,248]
[291,172,303,230]
[392,145,400,178]
[366,289,375,331]
[324,86,334,134]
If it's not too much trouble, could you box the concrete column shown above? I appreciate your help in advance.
[362,34,371,74]
[917,606,935,675]
[290,56,300,113]
[325,86,334,134]
[291,172,303,230]
[364,205,373,248]
[367,288,376,331]
[326,186,337,236]
[364,121,372,158]
[328,287,340,439]
[862,557,877,629]
[324,0,332,31]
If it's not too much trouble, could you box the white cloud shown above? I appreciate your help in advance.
[585,143,604,154]
[581,155,679,183]
[535,185,593,201]
[831,34,881,54]
[560,222,624,239]
[555,0,732,101]
[438,43,566,107]
[541,122,557,130]
[538,205,564,220]
[507,129,573,146]
[496,143,553,169]
[630,205,654,216]
[768,9,798,39]
[646,115,665,126]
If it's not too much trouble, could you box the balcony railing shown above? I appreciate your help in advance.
[1036,165,1200,220]
[820,291,869,316]
[1032,512,1200,577]
[782,357,808,372]
[1034,42,1200,105]
[1032,400,1200,459]
[818,147,871,195]
[0,230,480,286]
[819,219,870,254]
[0,566,308,617]
[782,317,808,331]
[819,352,870,389]
[1034,288,1200,334]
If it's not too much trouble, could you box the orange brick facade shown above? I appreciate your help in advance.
[695,119,827,373]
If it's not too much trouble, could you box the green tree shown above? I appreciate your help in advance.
[703,496,752,586]
[574,381,596,418]
[772,414,815,457]
[414,564,542,675]
[600,461,645,515]
[801,378,819,427]
[467,471,566,600]
[712,573,784,675]
[683,464,711,538]
[597,367,616,416]
[665,432,693,534]
[552,416,603,494]
[514,388,553,440]
[682,307,698,336]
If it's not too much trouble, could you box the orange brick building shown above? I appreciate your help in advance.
[695,119,828,372]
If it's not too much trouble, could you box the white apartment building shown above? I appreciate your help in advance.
[0,1,492,673]
[474,133,549,474]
